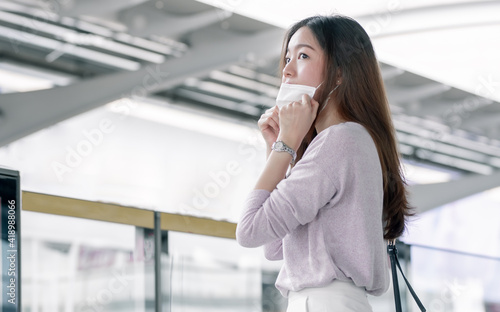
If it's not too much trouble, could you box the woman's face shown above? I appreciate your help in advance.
[283,26,325,88]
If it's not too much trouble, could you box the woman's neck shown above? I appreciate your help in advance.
[315,102,346,133]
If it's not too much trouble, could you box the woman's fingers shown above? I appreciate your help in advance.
[259,107,279,126]
[258,106,281,142]
[307,95,320,118]
[276,95,319,149]
[281,95,316,117]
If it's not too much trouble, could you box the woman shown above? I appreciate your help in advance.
[236,15,412,311]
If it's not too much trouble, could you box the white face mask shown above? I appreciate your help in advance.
[275,82,339,112]
[275,83,319,109]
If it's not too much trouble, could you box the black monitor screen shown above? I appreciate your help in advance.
[0,168,20,312]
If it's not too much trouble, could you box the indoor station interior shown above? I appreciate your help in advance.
[0,0,499,311]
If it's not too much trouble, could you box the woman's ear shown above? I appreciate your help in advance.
[336,68,343,85]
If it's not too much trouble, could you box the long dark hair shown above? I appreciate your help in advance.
[279,15,413,240]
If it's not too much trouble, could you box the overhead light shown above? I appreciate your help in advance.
[62,17,178,57]
[209,70,278,97]
[407,115,450,132]
[115,33,175,55]
[397,132,487,163]
[439,134,500,158]
[0,68,53,93]
[0,10,67,36]
[185,79,260,101]
[395,117,500,165]
[490,158,500,169]
[60,16,114,37]
[149,34,189,53]
[398,143,414,156]
[394,115,500,158]
[0,1,59,22]
[415,149,493,175]
[402,161,454,184]
[228,66,281,87]
[393,119,435,138]
[79,15,128,33]
[61,32,165,63]
[175,88,261,116]
[0,25,140,71]
[0,10,165,64]
[389,105,404,114]
[0,61,76,86]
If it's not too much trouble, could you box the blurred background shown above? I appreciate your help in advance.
[0,0,499,311]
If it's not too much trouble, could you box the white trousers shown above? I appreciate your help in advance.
[286,280,373,312]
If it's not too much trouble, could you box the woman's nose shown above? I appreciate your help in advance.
[283,60,295,78]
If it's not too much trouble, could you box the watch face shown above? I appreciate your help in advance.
[275,141,284,149]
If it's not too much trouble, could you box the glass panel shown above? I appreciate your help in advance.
[403,187,500,258]
[21,211,153,312]
[410,245,500,312]
[165,232,408,312]
[166,231,267,312]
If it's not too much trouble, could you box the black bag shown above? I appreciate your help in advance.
[387,240,426,312]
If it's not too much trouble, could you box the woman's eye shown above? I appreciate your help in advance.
[285,57,291,64]
[299,53,309,59]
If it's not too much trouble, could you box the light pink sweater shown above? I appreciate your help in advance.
[236,122,389,297]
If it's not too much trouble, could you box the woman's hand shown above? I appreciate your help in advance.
[257,105,281,148]
[277,94,319,150]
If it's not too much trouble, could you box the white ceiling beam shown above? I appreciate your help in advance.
[0,10,166,64]
[380,66,404,81]
[357,1,500,38]
[58,0,149,17]
[387,83,451,104]
[209,70,279,98]
[461,110,500,131]
[228,66,281,86]
[417,96,493,118]
[151,27,282,91]
[397,132,489,164]
[393,115,500,158]
[409,170,500,212]
[175,88,261,116]
[119,5,230,38]
[0,25,141,71]
[0,27,284,147]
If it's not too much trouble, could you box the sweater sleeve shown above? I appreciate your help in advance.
[263,239,283,260]
[236,141,337,248]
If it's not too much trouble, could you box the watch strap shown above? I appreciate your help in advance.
[272,140,297,164]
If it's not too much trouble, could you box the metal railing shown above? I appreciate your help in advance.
[22,191,237,239]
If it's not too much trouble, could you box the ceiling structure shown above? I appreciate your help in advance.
[3,3,500,295]
[0,0,499,186]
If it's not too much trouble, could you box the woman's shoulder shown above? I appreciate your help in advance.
[313,121,372,148]
[302,121,376,164]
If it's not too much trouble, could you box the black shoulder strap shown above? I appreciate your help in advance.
[387,241,426,312]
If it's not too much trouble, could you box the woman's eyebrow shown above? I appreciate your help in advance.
[287,43,316,52]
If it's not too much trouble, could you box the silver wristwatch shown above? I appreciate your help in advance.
[272,140,297,164]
